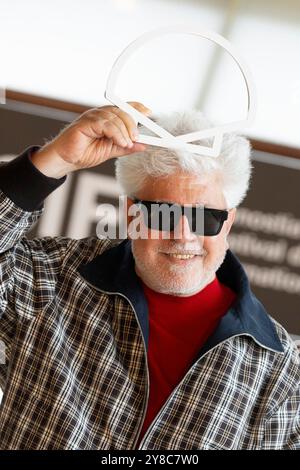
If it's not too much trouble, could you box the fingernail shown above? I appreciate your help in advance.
[127,140,133,148]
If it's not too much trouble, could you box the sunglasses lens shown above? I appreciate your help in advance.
[184,207,225,236]
[137,201,226,236]
[203,209,224,235]
[151,204,180,231]
[184,207,204,235]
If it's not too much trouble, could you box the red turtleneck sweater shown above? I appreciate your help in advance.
[136,276,236,447]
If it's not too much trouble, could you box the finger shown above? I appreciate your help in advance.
[110,142,147,158]
[113,102,152,142]
[102,111,134,147]
[101,120,129,148]
[94,102,152,143]
[127,101,152,115]
[112,108,140,142]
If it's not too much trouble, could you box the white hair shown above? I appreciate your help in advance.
[115,109,252,208]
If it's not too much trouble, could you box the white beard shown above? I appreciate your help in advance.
[131,242,227,296]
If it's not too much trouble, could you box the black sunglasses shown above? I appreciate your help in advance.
[132,199,228,236]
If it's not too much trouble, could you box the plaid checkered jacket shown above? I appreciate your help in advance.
[0,147,299,450]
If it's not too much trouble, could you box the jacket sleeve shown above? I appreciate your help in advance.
[0,145,67,251]
[262,387,300,449]
[0,146,69,390]
[261,340,300,450]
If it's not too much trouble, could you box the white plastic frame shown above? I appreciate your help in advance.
[104,26,256,158]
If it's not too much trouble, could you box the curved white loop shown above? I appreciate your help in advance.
[104,26,256,157]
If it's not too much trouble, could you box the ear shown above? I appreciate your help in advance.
[126,197,135,239]
[225,208,236,236]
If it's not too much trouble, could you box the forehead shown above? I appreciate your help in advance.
[136,170,226,208]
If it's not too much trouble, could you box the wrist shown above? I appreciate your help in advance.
[30,145,75,179]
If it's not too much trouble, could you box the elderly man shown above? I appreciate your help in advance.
[0,103,299,450]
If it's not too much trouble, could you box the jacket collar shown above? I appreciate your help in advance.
[78,239,284,355]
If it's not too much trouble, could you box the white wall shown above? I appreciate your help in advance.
[1,0,299,147]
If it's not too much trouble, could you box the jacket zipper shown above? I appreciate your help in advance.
[137,333,283,449]
[78,275,283,449]
[77,275,150,450]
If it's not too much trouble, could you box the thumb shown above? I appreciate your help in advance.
[113,142,147,158]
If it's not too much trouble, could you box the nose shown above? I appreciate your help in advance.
[171,214,198,241]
